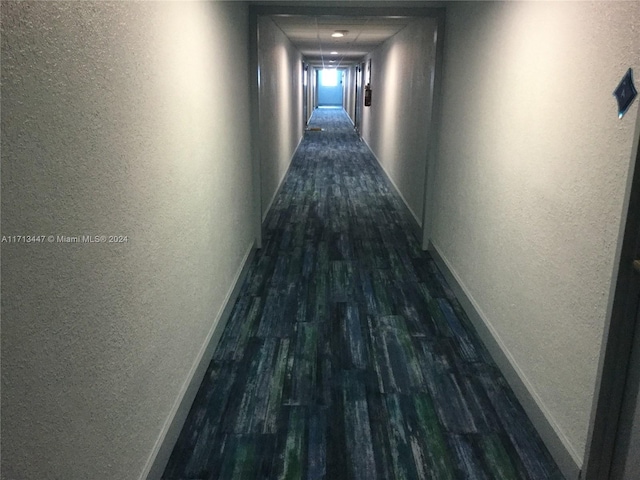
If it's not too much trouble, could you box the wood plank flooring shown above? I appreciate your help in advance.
[162,108,565,480]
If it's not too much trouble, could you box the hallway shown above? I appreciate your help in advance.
[162,108,563,480]
[3,2,640,478]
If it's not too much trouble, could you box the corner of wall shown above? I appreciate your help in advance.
[361,136,423,239]
[261,133,305,223]
[142,243,256,480]
[428,241,582,480]
[257,14,305,220]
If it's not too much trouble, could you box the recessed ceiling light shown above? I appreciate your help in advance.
[330,51,338,55]
[331,30,348,38]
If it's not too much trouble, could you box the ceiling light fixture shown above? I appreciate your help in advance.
[331,30,348,38]
[330,51,338,55]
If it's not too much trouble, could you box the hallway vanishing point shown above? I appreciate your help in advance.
[162,108,564,480]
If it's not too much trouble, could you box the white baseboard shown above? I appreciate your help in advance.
[262,134,304,222]
[141,241,257,480]
[361,137,423,242]
[428,241,582,480]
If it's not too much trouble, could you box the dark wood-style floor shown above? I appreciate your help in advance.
[162,108,564,480]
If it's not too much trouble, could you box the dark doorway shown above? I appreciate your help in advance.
[303,63,309,127]
[584,117,640,480]
[354,63,364,136]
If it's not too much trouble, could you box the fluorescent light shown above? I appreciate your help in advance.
[330,51,338,55]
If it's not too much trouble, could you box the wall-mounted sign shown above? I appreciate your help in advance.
[614,68,637,119]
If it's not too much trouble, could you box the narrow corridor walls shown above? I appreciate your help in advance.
[257,15,304,220]
[1,2,255,479]
[360,16,439,232]
[430,2,640,478]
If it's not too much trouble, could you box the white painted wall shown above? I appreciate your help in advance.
[431,1,640,474]
[361,17,439,227]
[258,16,304,219]
[1,2,255,479]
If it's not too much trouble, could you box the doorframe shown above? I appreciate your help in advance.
[248,7,262,248]
[311,65,318,112]
[354,62,364,137]
[582,104,640,480]
[420,10,446,250]
[303,62,309,128]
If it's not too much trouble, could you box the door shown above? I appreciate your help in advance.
[610,146,640,479]
[354,63,364,135]
[610,296,640,479]
[303,63,309,127]
[584,115,640,480]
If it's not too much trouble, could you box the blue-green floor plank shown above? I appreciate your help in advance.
[162,108,563,480]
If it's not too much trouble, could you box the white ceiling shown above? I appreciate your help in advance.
[270,15,415,68]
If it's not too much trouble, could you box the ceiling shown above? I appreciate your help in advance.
[270,15,415,69]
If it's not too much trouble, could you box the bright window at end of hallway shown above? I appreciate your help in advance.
[321,69,338,87]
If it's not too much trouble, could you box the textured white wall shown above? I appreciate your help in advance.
[1,2,255,479]
[258,16,304,219]
[431,0,640,469]
[361,17,438,227]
